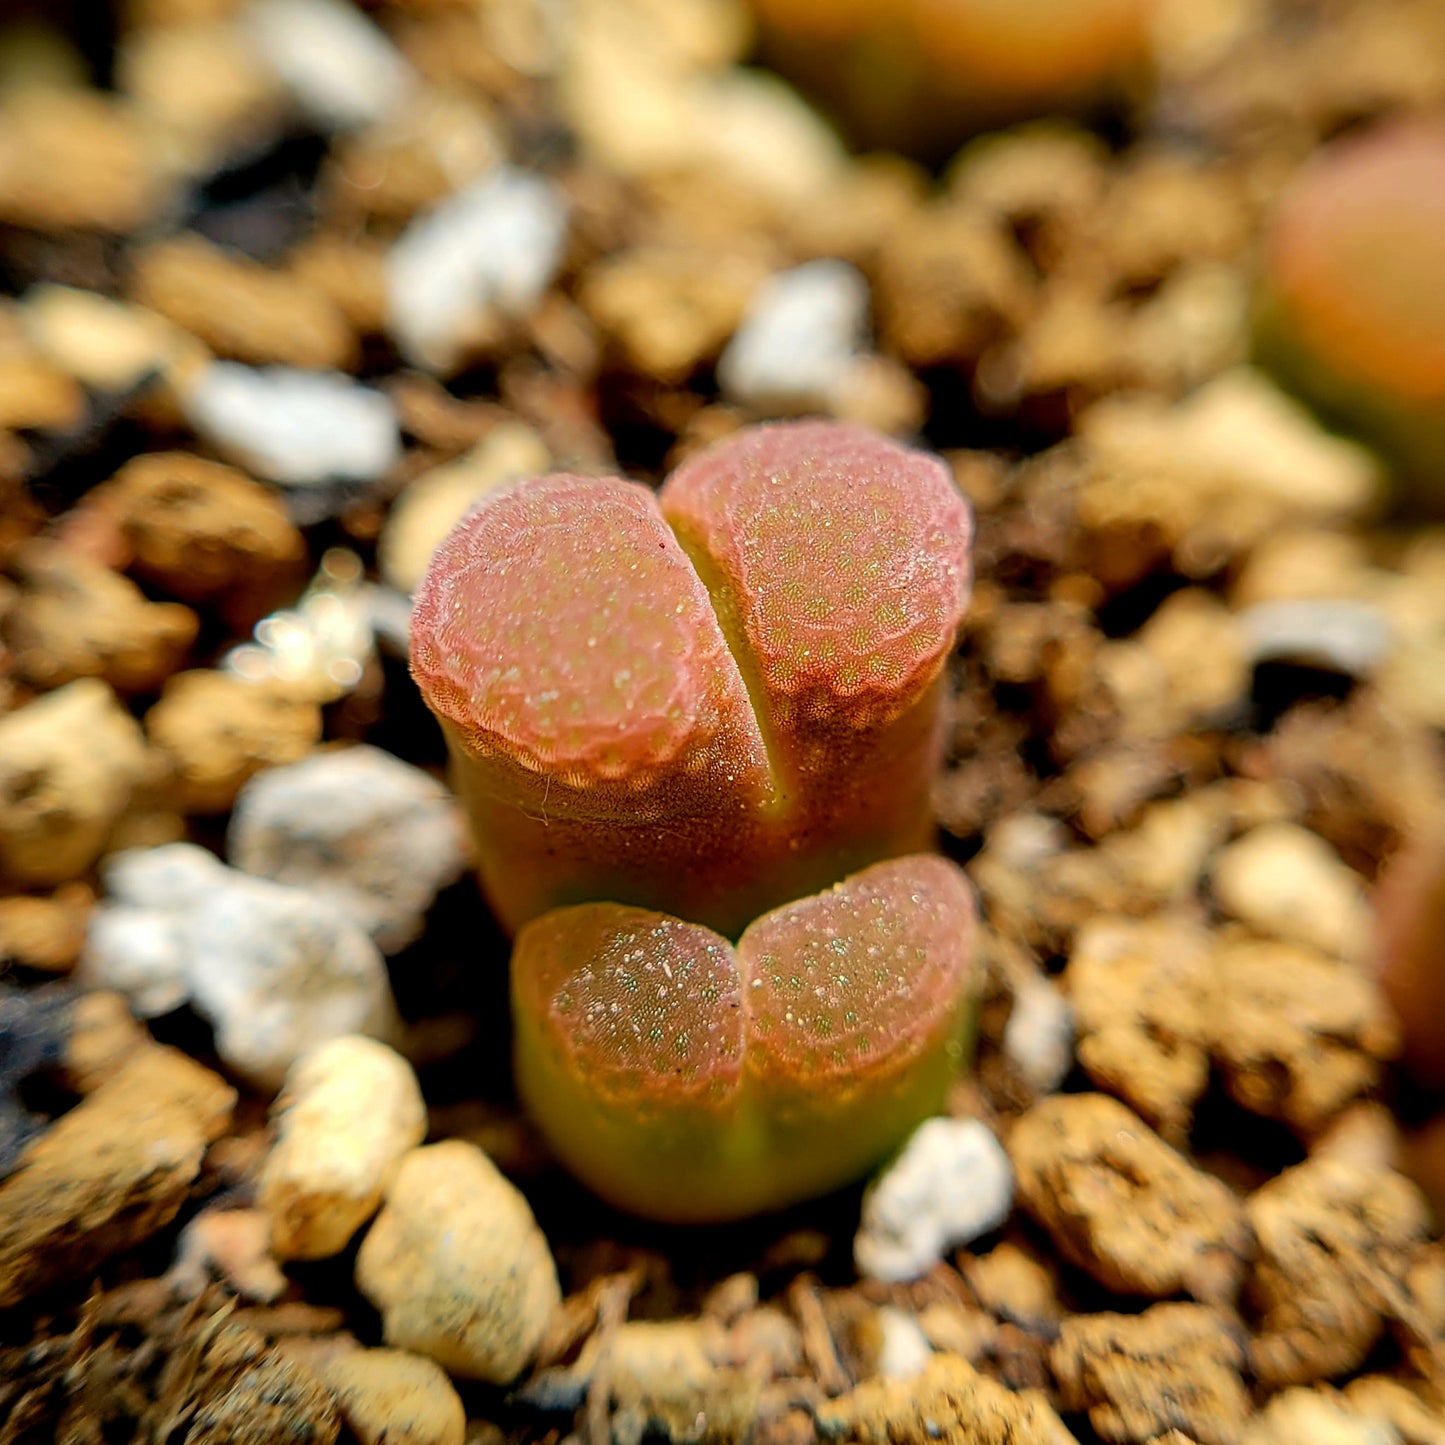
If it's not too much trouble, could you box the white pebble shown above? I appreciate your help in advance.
[83,842,402,1089]
[228,745,468,953]
[356,1141,561,1382]
[246,0,414,131]
[1239,598,1392,678]
[386,167,569,373]
[185,362,401,486]
[718,259,869,415]
[1212,822,1369,960]
[855,1118,1015,1284]
[874,1307,934,1381]
[260,1036,426,1260]
[1003,968,1075,1095]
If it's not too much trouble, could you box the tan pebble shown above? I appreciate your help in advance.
[1052,1303,1249,1445]
[1135,588,1248,727]
[288,233,390,336]
[95,451,304,609]
[132,233,357,371]
[311,1348,465,1445]
[262,1035,426,1261]
[112,1041,238,1142]
[815,1352,1076,1445]
[1241,1387,1400,1445]
[0,679,154,886]
[379,422,550,594]
[355,1140,560,1382]
[147,671,322,814]
[0,1044,227,1307]
[0,882,92,973]
[0,87,162,232]
[170,1207,288,1303]
[1211,822,1368,959]
[1246,1156,1428,1388]
[1009,1093,1249,1304]
[186,1334,341,1445]
[0,354,85,431]
[21,284,211,395]
[3,540,197,693]
[61,989,149,1092]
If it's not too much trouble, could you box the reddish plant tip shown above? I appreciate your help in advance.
[410,474,767,789]
[661,421,972,733]
[514,905,744,1113]
[1375,831,1445,1092]
[1268,119,1445,403]
[739,853,976,1092]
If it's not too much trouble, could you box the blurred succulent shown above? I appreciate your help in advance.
[411,421,972,939]
[1255,118,1445,512]
[513,854,977,1221]
[748,0,1152,154]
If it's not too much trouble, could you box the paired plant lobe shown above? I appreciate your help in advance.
[411,421,972,935]
[660,422,972,742]
[410,474,769,808]
[512,856,978,1221]
[739,853,975,1094]
[513,904,744,1114]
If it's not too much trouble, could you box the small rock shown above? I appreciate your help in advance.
[355,1140,561,1382]
[1242,1388,1401,1445]
[132,233,357,372]
[61,990,149,1093]
[1065,915,1212,1143]
[874,1307,934,1381]
[246,0,415,130]
[147,671,322,815]
[0,1046,233,1307]
[1052,1304,1250,1445]
[21,283,209,394]
[1010,1094,1249,1304]
[229,745,468,953]
[0,87,162,233]
[170,1207,289,1303]
[1207,937,1398,1136]
[1135,589,1248,728]
[3,540,198,693]
[1001,964,1075,1097]
[1246,1157,1429,1388]
[0,680,154,887]
[855,1118,1014,1283]
[1239,598,1392,678]
[378,423,552,594]
[187,1337,341,1445]
[83,842,402,1088]
[0,882,92,974]
[385,167,569,373]
[184,362,402,487]
[718,259,870,416]
[1212,822,1369,959]
[816,1352,1076,1444]
[261,1035,426,1260]
[88,451,305,614]
[308,1348,466,1445]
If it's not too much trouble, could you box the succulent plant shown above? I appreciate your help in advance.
[411,421,972,939]
[512,854,978,1221]
[747,0,1152,155]
[1255,118,1445,511]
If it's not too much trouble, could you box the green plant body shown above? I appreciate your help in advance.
[1254,118,1445,512]
[411,421,973,939]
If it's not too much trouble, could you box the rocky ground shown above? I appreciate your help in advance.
[2,0,1445,1442]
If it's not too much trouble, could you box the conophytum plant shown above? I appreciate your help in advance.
[411,420,979,1219]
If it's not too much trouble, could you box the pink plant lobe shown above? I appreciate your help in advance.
[661,421,973,733]
[739,854,976,1090]
[514,903,745,1113]
[411,474,767,789]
